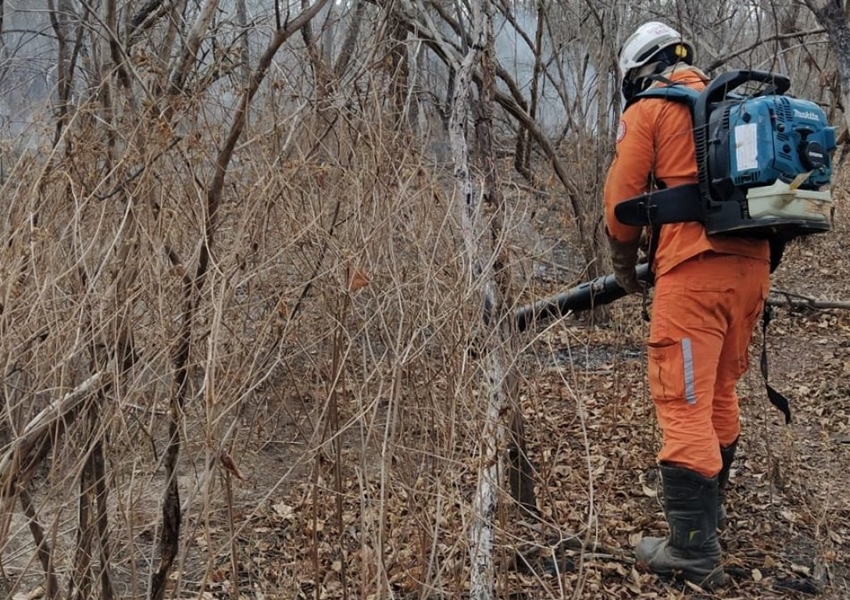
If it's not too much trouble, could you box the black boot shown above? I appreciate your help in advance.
[717,438,738,531]
[636,465,727,588]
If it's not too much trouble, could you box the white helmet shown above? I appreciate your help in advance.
[619,21,693,82]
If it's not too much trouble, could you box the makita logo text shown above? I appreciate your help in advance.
[793,109,821,121]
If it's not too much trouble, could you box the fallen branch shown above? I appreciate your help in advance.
[0,371,107,496]
[768,288,850,310]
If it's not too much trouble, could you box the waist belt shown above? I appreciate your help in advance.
[614,183,703,227]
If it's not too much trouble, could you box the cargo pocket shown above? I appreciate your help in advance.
[648,337,696,404]
[738,294,767,376]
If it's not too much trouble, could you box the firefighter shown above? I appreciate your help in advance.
[603,21,771,587]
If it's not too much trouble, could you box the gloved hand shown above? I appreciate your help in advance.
[608,236,643,294]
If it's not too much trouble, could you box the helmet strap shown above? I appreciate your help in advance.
[622,55,686,102]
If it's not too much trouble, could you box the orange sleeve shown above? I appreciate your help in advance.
[603,104,655,243]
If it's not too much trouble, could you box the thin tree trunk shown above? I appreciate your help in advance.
[508,404,538,517]
[156,0,188,77]
[388,12,410,121]
[70,452,94,600]
[477,0,537,521]
[148,248,189,600]
[20,486,60,600]
[47,0,70,147]
[448,0,512,597]
[236,0,251,87]
[150,4,332,598]
[92,436,116,600]
[805,0,850,134]
[168,0,221,94]
[301,0,331,106]
[519,0,545,175]
[333,0,366,77]
[106,0,132,92]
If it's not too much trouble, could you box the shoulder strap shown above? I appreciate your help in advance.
[626,85,700,111]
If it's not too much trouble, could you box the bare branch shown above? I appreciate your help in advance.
[706,27,826,72]
[199,0,332,282]
[151,4,333,599]
[129,0,166,35]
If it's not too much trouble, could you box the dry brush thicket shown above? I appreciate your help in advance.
[1,96,488,597]
[0,1,847,599]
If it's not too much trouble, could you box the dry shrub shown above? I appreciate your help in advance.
[0,74,551,597]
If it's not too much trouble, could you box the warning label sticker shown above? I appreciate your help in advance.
[734,123,758,171]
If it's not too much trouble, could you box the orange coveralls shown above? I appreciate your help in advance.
[603,68,771,477]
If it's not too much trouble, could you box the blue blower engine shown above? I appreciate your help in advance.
[699,70,836,235]
[615,70,836,239]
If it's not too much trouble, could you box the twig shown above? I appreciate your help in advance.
[95,137,182,201]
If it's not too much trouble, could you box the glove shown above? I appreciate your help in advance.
[608,236,643,294]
